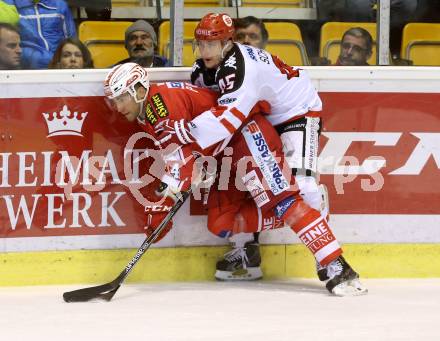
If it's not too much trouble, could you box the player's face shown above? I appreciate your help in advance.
[59,43,84,69]
[196,40,224,69]
[111,91,140,122]
[338,35,371,66]
[234,24,265,49]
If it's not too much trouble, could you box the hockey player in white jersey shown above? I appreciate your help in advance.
[191,15,330,283]
[156,13,367,296]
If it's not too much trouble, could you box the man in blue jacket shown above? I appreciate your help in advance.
[6,0,76,69]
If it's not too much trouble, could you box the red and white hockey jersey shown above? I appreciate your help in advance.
[190,43,322,149]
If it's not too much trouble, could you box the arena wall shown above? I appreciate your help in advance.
[1,67,439,285]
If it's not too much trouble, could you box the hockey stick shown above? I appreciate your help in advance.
[63,189,191,303]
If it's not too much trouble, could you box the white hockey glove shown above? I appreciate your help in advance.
[154,118,195,149]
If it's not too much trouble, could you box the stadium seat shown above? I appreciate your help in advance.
[79,21,133,68]
[320,22,377,65]
[401,23,440,66]
[158,21,198,66]
[265,22,309,66]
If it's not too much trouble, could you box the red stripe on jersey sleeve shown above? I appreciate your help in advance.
[230,107,246,122]
[220,118,236,134]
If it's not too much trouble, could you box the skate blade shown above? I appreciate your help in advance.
[331,279,368,297]
[215,267,263,281]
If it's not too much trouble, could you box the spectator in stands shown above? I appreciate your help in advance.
[115,20,168,68]
[48,38,94,69]
[316,0,417,58]
[6,0,76,69]
[0,22,21,69]
[234,16,268,49]
[0,0,19,25]
[335,27,373,66]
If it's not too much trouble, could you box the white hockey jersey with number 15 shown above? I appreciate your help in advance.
[189,42,322,150]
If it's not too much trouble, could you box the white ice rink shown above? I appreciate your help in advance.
[1,279,439,341]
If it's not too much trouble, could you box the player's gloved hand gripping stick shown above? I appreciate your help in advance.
[63,185,191,303]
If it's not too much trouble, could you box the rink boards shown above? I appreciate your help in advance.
[1,67,439,285]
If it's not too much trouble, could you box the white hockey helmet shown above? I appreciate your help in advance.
[104,62,150,103]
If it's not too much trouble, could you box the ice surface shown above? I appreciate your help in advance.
[0,279,439,341]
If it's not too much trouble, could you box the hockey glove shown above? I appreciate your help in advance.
[154,118,195,149]
[155,145,201,201]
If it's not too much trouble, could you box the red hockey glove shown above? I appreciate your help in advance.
[154,118,195,149]
[144,196,175,243]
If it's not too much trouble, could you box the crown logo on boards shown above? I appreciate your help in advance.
[42,105,88,137]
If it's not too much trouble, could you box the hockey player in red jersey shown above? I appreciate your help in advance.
[103,62,284,250]
[103,63,219,243]
[155,13,367,296]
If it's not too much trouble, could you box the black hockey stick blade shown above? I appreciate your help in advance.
[63,273,124,302]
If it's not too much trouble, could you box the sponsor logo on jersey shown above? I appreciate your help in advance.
[151,93,169,118]
[145,103,157,125]
[242,121,289,195]
[169,82,185,88]
[245,46,257,61]
[218,97,237,105]
[274,196,295,219]
[224,53,237,69]
[242,170,270,207]
[257,49,270,65]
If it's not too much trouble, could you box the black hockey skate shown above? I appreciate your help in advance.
[215,241,263,281]
[319,256,368,296]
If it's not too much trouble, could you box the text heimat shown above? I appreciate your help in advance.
[0,149,148,230]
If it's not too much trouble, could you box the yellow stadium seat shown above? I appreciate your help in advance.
[401,23,440,66]
[265,22,308,66]
[320,22,377,65]
[158,21,198,66]
[79,21,133,68]
[241,0,302,7]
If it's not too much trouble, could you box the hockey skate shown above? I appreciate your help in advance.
[318,256,368,296]
[215,241,263,281]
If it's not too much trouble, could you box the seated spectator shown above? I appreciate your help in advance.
[335,27,373,66]
[316,0,417,58]
[0,22,21,69]
[0,0,19,25]
[114,20,168,68]
[234,16,268,49]
[48,38,94,69]
[7,0,76,69]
